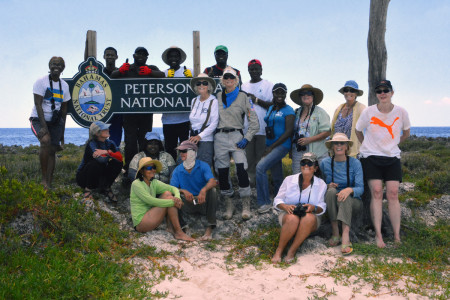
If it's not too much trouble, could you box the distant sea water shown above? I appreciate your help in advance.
[0,127,448,147]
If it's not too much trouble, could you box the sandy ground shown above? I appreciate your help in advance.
[128,230,426,300]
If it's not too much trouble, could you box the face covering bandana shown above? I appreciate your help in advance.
[183,149,197,169]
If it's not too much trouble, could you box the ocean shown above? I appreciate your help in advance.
[0,127,448,147]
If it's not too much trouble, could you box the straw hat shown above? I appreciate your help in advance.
[136,157,163,177]
[161,46,187,65]
[325,133,354,149]
[189,73,216,92]
[290,84,324,106]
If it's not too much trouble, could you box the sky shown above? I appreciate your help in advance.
[1,0,449,128]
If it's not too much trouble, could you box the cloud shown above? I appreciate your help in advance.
[440,97,450,105]
[424,100,433,104]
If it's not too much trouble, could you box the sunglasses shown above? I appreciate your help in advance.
[223,74,236,80]
[145,165,155,171]
[299,91,313,97]
[179,149,188,153]
[332,141,347,146]
[196,81,209,86]
[375,89,391,94]
[300,160,314,167]
[343,88,358,93]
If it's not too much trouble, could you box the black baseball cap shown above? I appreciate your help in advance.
[134,47,149,56]
[273,83,287,92]
[375,79,393,90]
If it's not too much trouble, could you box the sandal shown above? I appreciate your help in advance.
[83,188,93,200]
[328,236,341,247]
[341,243,353,256]
[104,188,118,202]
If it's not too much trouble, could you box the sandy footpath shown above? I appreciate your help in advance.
[128,231,425,300]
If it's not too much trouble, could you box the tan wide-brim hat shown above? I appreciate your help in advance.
[136,157,163,177]
[189,73,216,92]
[162,46,187,65]
[325,132,354,149]
[290,84,324,106]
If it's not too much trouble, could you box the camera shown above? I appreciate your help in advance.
[294,133,307,152]
[50,110,62,125]
[265,126,275,139]
[190,129,200,137]
[293,204,307,217]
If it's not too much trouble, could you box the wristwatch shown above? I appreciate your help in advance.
[313,205,318,214]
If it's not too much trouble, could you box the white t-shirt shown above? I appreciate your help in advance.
[189,95,219,142]
[31,75,71,121]
[161,66,193,125]
[273,174,327,216]
[356,104,411,158]
[241,79,274,135]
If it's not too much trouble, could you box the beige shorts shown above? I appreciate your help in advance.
[277,211,321,228]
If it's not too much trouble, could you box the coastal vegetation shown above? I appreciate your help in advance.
[0,137,448,298]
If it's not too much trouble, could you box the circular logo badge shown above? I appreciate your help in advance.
[72,74,112,123]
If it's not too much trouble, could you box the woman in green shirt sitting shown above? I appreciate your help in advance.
[130,157,194,241]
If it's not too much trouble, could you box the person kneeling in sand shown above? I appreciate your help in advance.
[170,141,218,240]
[130,157,194,241]
[271,153,327,263]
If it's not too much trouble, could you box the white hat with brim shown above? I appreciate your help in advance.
[162,46,187,65]
[325,132,354,149]
[189,73,216,92]
[290,84,324,106]
[136,157,163,178]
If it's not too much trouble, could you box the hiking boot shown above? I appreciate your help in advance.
[223,196,234,220]
[241,197,252,220]
[257,204,272,214]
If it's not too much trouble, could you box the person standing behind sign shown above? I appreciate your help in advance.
[161,46,193,161]
[215,67,259,220]
[111,47,165,176]
[30,56,71,189]
[188,73,219,166]
[103,47,123,148]
[241,59,273,186]
[204,45,242,83]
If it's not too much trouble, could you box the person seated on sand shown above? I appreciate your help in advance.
[130,157,194,241]
[76,121,123,201]
[271,152,327,263]
[127,132,176,184]
[320,133,364,255]
[170,140,218,240]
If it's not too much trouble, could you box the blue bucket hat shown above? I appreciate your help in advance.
[145,132,161,141]
[338,80,363,96]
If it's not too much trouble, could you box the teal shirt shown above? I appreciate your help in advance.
[130,179,180,227]
[294,105,331,158]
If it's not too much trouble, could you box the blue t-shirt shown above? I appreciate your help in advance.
[170,160,214,196]
[264,104,295,149]
[320,156,364,199]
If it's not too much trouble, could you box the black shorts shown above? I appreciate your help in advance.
[361,155,402,182]
[30,117,64,146]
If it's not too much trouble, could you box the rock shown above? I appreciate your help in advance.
[414,195,450,226]
[9,212,40,236]
[399,182,415,194]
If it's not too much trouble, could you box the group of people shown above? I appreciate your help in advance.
[30,46,410,261]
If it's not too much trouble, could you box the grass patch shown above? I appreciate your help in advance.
[0,145,177,298]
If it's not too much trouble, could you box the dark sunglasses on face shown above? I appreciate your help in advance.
[196,81,209,86]
[375,89,391,94]
[300,160,314,167]
[179,149,188,153]
[299,91,313,97]
[145,165,155,171]
[332,141,347,146]
[343,88,358,93]
[223,74,236,80]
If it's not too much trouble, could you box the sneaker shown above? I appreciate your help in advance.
[257,204,272,214]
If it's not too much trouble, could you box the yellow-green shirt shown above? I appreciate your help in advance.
[130,179,180,226]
